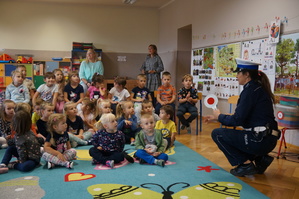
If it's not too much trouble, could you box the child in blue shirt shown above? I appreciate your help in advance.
[5,70,30,103]
[116,101,139,145]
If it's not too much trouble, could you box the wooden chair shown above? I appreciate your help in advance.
[228,95,239,114]
[221,95,239,128]
[177,92,202,135]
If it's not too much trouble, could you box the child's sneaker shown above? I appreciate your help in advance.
[87,140,93,145]
[91,158,100,165]
[105,160,114,169]
[122,152,134,163]
[47,162,54,169]
[187,126,191,134]
[156,159,165,167]
[139,158,146,164]
[0,163,6,168]
[7,161,18,169]
[66,161,74,169]
[0,167,8,174]
[1,144,8,149]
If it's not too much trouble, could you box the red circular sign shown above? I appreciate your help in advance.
[207,98,215,105]
[277,111,284,120]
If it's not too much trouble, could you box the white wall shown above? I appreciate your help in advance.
[0,1,159,53]
[159,0,299,146]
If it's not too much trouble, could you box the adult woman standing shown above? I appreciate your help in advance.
[140,44,164,101]
[205,58,280,177]
[79,49,104,93]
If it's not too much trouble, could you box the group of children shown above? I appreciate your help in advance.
[0,65,199,173]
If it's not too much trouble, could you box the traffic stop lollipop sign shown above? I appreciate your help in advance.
[204,94,218,110]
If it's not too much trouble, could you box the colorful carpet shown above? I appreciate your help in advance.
[0,142,268,199]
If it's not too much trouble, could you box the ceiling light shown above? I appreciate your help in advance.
[123,0,137,5]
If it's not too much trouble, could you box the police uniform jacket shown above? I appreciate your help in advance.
[218,80,278,130]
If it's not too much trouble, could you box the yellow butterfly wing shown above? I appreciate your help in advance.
[172,182,242,199]
[87,184,162,199]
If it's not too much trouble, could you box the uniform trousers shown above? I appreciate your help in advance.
[211,128,278,166]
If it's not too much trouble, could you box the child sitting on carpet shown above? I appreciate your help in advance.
[36,102,54,140]
[64,102,92,148]
[95,99,112,121]
[136,100,160,125]
[155,105,176,149]
[116,101,139,145]
[135,113,168,167]
[89,113,134,169]
[42,114,77,169]
[0,100,16,149]
[77,98,97,134]
[0,110,41,174]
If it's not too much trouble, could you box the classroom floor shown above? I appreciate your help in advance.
[176,120,299,199]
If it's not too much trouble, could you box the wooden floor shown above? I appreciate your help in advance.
[176,121,299,199]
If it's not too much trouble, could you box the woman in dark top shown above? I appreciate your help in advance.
[205,58,280,177]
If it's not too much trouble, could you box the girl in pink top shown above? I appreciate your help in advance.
[86,73,106,100]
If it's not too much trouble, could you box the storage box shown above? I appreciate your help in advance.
[280,96,299,106]
[275,104,299,128]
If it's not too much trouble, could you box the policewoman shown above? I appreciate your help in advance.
[205,58,280,177]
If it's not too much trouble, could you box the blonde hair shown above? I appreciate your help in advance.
[137,74,146,81]
[40,102,54,117]
[86,49,99,63]
[182,74,193,82]
[47,113,66,146]
[95,113,116,130]
[97,99,111,113]
[140,113,154,124]
[11,70,24,79]
[63,101,77,114]
[116,101,133,120]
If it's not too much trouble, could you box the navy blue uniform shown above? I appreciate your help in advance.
[212,80,279,166]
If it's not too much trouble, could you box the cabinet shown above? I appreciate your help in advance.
[0,63,33,89]
[33,60,71,88]
[71,42,102,71]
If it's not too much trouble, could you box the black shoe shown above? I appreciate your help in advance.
[122,152,134,163]
[255,155,274,174]
[139,159,146,164]
[230,162,257,177]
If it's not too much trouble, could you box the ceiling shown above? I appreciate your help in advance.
[10,0,174,9]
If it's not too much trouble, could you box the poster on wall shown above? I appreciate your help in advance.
[241,38,276,75]
[215,42,241,78]
[274,32,299,96]
[191,47,216,96]
[269,20,281,44]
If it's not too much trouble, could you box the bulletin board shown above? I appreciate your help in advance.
[192,31,299,99]
[274,32,299,97]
